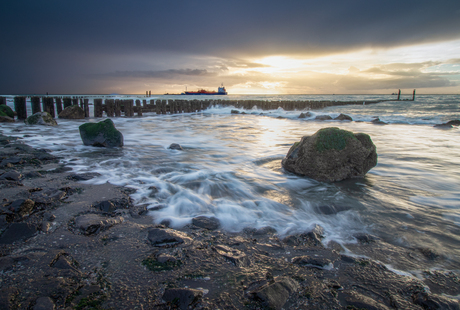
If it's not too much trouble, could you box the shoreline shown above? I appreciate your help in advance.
[1,132,459,309]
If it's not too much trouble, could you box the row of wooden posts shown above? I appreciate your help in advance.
[0,96,386,120]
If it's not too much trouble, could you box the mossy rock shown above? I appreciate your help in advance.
[24,112,58,126]
[79,119,123,147]
[315,127,357,152]
[282,127,377,182]
[0,105,14,118]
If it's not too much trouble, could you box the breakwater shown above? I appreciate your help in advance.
[0,96,389,119]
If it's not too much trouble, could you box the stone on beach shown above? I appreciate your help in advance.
[79,119,124,147]
[168,143,183,150]
[0,105,14,119]
[58,105,85,119]
[281,127,377,182]
[191,216,220,230]
[24,112,57,126]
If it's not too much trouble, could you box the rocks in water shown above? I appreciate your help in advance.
[282,127,378,182]
[434,123,453,128]
[418,247,439,260]
[79,119,123,147]
[24,112,57,126]
[147,228,191,247]
[334,113,353,121]
[298,112,313,118]
[73,214,124,235]
[0,115,15,123]
[162,288,203,310]
[371,117,387,125]
[292,255,332,269]
[58,105,85,119]
[248,277,299,310]
[191,216,220,230]
[67,172,101,181]
[314,205,351,215]
[0,105,14,118]
[231,110,240,114]
[315,115,333,121]
[168,143,183,150]
[446,119,460,126]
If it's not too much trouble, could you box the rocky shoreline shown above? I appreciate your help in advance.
[1,132,460,310]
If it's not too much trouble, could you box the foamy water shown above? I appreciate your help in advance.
[1,94,459,271]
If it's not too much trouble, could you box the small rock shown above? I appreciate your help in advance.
[148,228,191,247]
[334,113,353,121]
[67,173,101,181]
[74,214,124,235]
[94,201,117,213]
[253,226,277,236]
[249,277,299,310]
[446,119,460,126]
[157,254,177,264]
[231,110,240,114]
[315,115,333,120]
[418,247,439,260]
[24,171,43,179]
[0,222,37,244]
[8,199,35,217]
[434,123,453,128]
[33,297,55,310]
[0,115,15,123]
[58,105,85,119]
[0,170,23,181]
[168,143,183,150]
[292,255,332,269]
[315,205,351,215]
[191,216,220,230]
[214,244,251,267]
[24,112,57,126]
[342,290,391,310]
[298,112,313,118]
[162,288,203,310]
[371,117,387,125]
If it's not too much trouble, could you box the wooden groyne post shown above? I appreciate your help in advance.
[412,89,416,101]
[55,98,63,115]
[31,97,41,114]
[397,89,401,101]
[14,97,27,119]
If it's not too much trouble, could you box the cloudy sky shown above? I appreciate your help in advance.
[1,0,460,95]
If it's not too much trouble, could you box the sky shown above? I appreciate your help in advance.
[1,0,460,95]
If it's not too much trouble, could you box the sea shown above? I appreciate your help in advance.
[1,94,459,275]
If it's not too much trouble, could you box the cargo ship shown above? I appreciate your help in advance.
[182,84,227,95]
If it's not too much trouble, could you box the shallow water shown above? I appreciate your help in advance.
[1,94,459,272]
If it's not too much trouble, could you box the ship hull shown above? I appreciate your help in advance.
[183,92,227,95]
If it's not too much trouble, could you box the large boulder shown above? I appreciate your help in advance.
[24,112,57,126]
[0,105,14,118]
[79,119,123,147]
[58,105,85,119]
[281,127,377,182]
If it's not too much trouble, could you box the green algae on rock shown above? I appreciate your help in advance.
[282,127,377,182]
[79,119,123,147]
[24,112,58,126]
[0,104,14,118]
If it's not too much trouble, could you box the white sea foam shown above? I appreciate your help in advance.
[1,95,459,264]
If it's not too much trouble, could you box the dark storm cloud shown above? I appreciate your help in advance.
[98,69,215,79]
[1,0,459,93]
